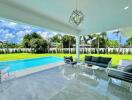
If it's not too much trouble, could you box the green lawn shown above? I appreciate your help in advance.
[0,53,132,68]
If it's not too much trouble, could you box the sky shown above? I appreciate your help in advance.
[0,19,128,44]
[0,20,57,43]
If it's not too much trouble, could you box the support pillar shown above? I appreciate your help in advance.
[76,35,80,62]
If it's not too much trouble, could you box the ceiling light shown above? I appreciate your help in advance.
[69,0,84,26]
[124,6,129,10]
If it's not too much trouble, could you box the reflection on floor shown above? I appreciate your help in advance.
[0,65,132,100]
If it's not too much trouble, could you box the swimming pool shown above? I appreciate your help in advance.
[0,56,63,72]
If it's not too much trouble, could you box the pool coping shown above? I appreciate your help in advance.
[10,61,65,78]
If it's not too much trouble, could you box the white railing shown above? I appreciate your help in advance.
[49,48,132,54]
[0,48,34,53]
[0,48,131,54]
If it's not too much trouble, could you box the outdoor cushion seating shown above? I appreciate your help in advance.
[64,56,77,66]
[85,56,112,68]
[85,56,92,61]
[123,65,132,73]
[108,68,132,83]
[108,65,132,91]
[118,60,132,70]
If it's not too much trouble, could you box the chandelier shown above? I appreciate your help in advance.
[69,0,84,26]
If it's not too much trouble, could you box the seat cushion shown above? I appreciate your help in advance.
[97,63,108,68]
[90,62,98,65]
[91,57,99,63]
[108,69,132,83]
[64,56,73,63]
[99,57,111,64]
[123,65,132,73]
[85,61,93,64]
[71,61,77,65]
[85,56,92,61]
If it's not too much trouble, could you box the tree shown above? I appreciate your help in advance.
[106,40,119,47]
[50,34,62,43]
[127,37,132,47]
[92,34,100,48]
[31,32,42,39]
[62,35,75,48]
[50,34,63,48]
[91,32,108,48]
[0,41,19,48]
[22,32,48,53]
[22,34,32,48]
[100,32,107,40]
[30,38,48,53]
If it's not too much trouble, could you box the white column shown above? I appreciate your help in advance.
[76,35,80,62]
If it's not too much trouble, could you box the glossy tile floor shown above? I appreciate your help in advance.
[0,65,132,100]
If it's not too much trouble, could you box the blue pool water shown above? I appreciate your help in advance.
[0,56,63,72]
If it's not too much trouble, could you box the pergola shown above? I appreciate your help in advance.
[0,0,132,61]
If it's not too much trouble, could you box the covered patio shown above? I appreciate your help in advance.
[0,0,132,100]
[0,0,132,61]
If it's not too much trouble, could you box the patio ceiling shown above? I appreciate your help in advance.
[0,0,132,36]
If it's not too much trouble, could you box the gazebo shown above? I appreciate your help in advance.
[0,0,132,61]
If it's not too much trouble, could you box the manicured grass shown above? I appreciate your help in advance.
[0,53,132,68]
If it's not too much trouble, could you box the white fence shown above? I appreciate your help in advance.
[0,48,132,54]
[49,48,132,54]
[0,48,34,54]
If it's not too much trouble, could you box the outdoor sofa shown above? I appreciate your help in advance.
[85,56,112,68]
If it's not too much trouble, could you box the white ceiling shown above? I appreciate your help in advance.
[0,0,132,36]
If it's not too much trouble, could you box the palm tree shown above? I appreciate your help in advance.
[0,41,3,48]
[127,37,132,47]
[62,35,75,54]
[92,33,108,53]
[92,33,101,48]
[100,32,107,40]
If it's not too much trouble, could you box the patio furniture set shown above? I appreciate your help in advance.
[64,56,132,91]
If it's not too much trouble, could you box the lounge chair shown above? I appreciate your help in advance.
[107,65,132,92]
[64,56,77,67]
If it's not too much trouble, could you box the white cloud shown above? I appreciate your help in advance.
[9,22,17,26]
[16,30,32,42]
[0,29,4,33]
[37,31,50,39]
[16,30,32,37]
[5,33,15,39]
[25,30,32,34]
[16,31,26,37]
[23,26,31,30]
[52,32,58,36]
[0,29,9,34]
